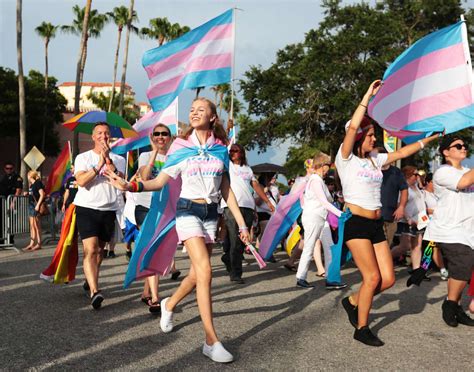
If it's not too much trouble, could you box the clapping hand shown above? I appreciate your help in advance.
[104,169,129,191]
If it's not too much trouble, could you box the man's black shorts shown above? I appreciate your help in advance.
[438,242,474,281]
[76,206,116,242]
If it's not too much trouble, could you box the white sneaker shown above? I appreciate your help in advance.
[202,341,234,363]
[160,297,174,333]
[440,268,449,281]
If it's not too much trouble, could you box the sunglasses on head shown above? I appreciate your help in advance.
[448,143,468,151]
[152,131,170,137]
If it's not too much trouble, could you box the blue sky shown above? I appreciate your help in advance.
[1,0,472,169]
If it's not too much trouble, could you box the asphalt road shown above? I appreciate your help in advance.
[1,236,472,371]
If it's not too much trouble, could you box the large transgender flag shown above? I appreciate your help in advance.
[111,98,178,154]
[368,20,474,143]
[143,9,234,112]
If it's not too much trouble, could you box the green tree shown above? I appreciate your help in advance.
[87,90,139,124]
[106,5,139,112]
[239,0,468,168]
[140,17,189,46]
[0,67,66,157]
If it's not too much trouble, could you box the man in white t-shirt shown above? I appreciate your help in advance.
[74,123,125,309]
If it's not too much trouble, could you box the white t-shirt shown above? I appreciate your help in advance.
[135,152,166,208]
[221,162,256,209]
[335,146,388,210]
[423,190,438,212]
[424,165,473,248]
[404,185,426,223]
[163,131,225,204]
[73,150,126,211]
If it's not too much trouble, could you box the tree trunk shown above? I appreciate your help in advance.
[108,28,122,112]
[118,0,134,117]
[73,0,92,157]
[41,38,49,152]
[17,0,27,189]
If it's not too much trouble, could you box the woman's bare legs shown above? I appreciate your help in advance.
[24,217,36,250]
[165,237,218,344]
[31,216,42,250]
[346,239,395,327]
[410,234,422,269]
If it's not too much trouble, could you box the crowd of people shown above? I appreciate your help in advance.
[2,87,472,362]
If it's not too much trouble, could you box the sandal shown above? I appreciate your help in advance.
[31,244,42,251]
[316,272,326,278]
[283,263,297,272]
[23,238,35,251]
[141,296,152,305]
[148,299,161,314]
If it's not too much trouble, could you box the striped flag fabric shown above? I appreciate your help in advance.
[228,125,236,147]
[126,151,138,180]
[111,98,178,154]
[45,142,72,196]
[368,20,474,143]
[142,9,234,112]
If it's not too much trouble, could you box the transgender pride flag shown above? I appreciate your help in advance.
[368,20,474,143]
[143,9,234,112]
[111,98,178,154]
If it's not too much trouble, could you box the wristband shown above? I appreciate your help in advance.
[417,140,425,149]
[239,226,248,232]
[129,181,145,193]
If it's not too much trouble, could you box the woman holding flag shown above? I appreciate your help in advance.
[337,80,440,346]
[106,98,250,363]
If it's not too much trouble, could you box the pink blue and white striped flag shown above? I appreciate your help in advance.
[368,20,474,143]
[111,98,178,154]
[143,9,234,112]
[228,126,236,147]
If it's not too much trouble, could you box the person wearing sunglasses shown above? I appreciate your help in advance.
[0,161,23,199]
[423,136,474,327]
[135,123,179,314]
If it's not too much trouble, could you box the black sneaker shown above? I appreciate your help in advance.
[442,299,458,327]
[341,296,358,328]
[83,281,90,293]
[354,326,384,347]
[171,270,181,280]
[455,304,474,326]
[91,291,104,310]
[326,281,348,290]
[296,279,314,288]
[108,251,116,259]
[230,277,245,284]
[103,249,109,259]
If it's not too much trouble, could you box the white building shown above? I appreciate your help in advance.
[58,82,136,112]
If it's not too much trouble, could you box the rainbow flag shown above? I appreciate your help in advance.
[45,142,72,196]
[126,151,138,180]
[368,20,474,143]
[143,9,234,111]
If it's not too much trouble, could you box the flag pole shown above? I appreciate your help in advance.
[125,151,129,180]
[229,8,241,129]
[67,140,73,166]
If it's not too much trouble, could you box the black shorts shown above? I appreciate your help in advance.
[76,206,116,242]
[344,215,386,244]
[438,243,474,281]
[257,212,271,222]
[134,205,150,228]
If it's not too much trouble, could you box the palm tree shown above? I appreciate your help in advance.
[87,91,138,123]
[140,17,171,46]
[17,0,27,187]
[35,21,59,151]
[62,5,109,87]
[118,0,135,116]
[211,83,230,117]
[69,0,92,157]
[106,6,138,112]
[169,23,190,40]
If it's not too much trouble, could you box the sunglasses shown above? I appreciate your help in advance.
[152,131,170,137]
[229,149,241,153]
[448,143,468,151]
[4,167,13,170]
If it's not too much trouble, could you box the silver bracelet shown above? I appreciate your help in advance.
[417,140,425,149]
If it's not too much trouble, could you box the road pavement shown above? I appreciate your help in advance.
[1,236,472,371]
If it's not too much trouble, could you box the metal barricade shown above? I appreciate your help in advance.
[0,195,30,250]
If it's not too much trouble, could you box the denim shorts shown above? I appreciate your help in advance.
[175,198,218,243]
